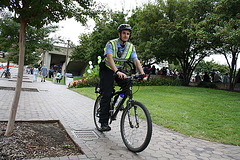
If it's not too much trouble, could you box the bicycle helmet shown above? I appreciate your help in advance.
[117,24,132,33]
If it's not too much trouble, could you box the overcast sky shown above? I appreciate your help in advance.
[49,0,151,46]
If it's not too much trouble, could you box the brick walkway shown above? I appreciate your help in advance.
[0,69,239,160]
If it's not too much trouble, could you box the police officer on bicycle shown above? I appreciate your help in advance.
[99,24,147,131]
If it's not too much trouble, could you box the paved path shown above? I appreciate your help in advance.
[0,70,239,160]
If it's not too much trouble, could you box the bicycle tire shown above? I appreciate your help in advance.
[7,72,11,78]
[1,71,4,78]
[93,95,102,131]
[120,101,152,152]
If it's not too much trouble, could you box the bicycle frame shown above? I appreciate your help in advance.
[109,76,136,124]
[94,73,152,152]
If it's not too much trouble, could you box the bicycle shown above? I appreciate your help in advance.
[1,69,11,78]
[93,68,152,152]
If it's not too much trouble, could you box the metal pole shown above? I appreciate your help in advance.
[64,40,70,84]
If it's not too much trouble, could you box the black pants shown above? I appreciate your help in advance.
[99,63,128,124]
[56,79,61,83]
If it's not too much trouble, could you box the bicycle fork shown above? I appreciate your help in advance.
[127,100,139,128]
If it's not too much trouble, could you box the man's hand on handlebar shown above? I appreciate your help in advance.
[143,76,148,81]
[116,70,127,79]
[141,74,148,81]
[137,74,148,81]
[115,70,148,81]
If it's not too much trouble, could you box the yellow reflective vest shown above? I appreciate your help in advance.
[104,38,133,70]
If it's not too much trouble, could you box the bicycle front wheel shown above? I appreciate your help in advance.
[120,101,152,152]
[93,95,102,131]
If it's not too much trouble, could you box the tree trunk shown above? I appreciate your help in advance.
[234,69,240,86]
[182,60,191,86]
[5,18,27,136]
[229,53,236,91]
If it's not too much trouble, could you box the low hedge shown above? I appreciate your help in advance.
[134,75,183,86]
[197,81,218,89]
[71,75,183,88]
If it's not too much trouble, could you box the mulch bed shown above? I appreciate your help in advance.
[0,121,82,160]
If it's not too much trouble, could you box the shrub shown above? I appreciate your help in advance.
[197,81,218,88]
[76,76,99,88]
[68,62,100,88]
[68,78,87,88]
[69,75,183,88]
[134,75,183,86]
[68,60,183,88]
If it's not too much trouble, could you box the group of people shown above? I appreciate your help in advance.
[143,65,178,77]
[143,65,184,81]
[142,65,233,84]
[195,71,230,83]
[143,65,156,75]
[27,65,62,83]
[47,66,62,83]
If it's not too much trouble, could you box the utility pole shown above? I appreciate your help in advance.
[64,40,70,84]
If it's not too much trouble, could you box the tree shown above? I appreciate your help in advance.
[130,0,216,85]
[0,13,19,53]
[206,0,240,90]
[0,12,59,65]
[0,0,97,136]
[70,33,92,62]
[69,33,91,70]
[72,10,127,64]
[194,60,229,74]
[129,4,165,64]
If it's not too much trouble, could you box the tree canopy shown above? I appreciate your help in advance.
[70,10,127,64]
[129,0,217,85]
[0,12,59,65]
[205,0,240,90]
[0,0,97,28]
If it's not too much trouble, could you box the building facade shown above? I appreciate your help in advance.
[41,45,87,76]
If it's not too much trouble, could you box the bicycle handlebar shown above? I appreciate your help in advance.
[127,74,151,81]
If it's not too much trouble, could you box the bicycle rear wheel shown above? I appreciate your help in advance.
[0,72,4,78]
[120,101,152,152]
[6,71,11,78]
[93,95,102,131]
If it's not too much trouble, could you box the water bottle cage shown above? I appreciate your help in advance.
[115,93,124,107]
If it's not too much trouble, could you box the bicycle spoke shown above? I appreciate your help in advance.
[127,109,134,128]
[134,106,139,128]
[93,96,102,131]
[121,101,152,152]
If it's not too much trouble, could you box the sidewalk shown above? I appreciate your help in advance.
[0,71,239,160]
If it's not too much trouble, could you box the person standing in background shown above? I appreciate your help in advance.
[33,66,39,82]
[195,72,201,82]
[40,64,47,82]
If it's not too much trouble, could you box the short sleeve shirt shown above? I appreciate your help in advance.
[41,66,47,76]
[104,39,138,62]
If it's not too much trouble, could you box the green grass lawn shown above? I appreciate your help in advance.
[71,86,240,146]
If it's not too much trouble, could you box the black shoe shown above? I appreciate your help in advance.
[100,123,111,132]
